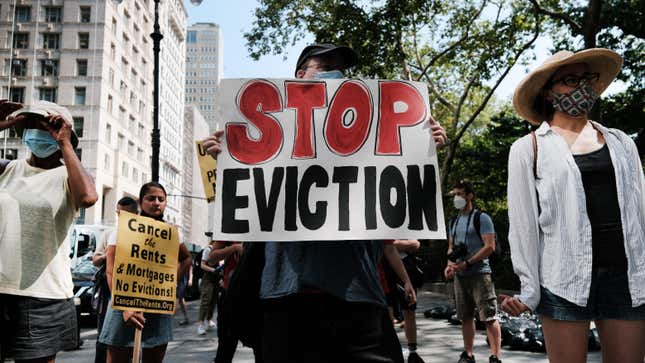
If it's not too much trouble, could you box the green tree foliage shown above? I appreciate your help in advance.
[244,0,541,188]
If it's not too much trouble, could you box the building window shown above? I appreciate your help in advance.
[78,33,90,49]
[133,168,138,183]
[39,88,57,102]
[108,68,114,87]
[13,33,29,49]
[15,6,31,22]
[80,6,91,23]
[110,43,116,60]
[9,87,25,103]
[77,59,88,76]
[40,59,58,76]
[105,123,112,143]
[121,161,128,177]
[107,95,113,113]
[75,87,86,105]
[137,148,143,161]
[43,33,60,49]
[73,117,84,137]
[9,59,27,76]
[112,18,117,35]
[44,7,62,23]
[128,141,134,154]
[104,154,110,170]
[187,31,197,43]
[117,134,124,149]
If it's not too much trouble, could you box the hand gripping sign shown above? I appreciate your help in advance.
[111,211,179,314]
[196,140,218,202]
[212,78,446,241]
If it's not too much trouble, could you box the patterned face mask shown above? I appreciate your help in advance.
[550,83,598,117]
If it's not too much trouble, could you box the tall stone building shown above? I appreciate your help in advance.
[185,22,222,131]
[0,0,187,230]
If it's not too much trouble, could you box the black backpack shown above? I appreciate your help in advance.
[449,209,502,259]
[192,248,205,280]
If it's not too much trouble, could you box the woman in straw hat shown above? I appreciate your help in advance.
[501,48,645,362]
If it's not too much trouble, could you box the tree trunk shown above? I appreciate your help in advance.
[583,0,602,48]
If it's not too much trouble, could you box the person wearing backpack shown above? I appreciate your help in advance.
[444,179,502,363]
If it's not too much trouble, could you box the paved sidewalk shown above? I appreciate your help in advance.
[54,289,602,362]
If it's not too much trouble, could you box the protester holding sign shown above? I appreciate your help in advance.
[0,100,98,362]
[503,48,645,362]
[204,43,447,363]
[93,197,139,363]
[99,182,192,363]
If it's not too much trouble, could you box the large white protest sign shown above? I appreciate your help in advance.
[212,78,446,241]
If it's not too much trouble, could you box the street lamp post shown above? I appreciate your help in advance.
[150,0,205,182]
[151,0,163,182]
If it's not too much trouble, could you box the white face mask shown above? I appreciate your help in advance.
[453,195,467,210]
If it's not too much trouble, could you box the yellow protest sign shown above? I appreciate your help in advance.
[196,140,217,202]
[111,211,179,314]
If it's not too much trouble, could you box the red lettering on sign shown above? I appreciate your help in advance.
[324,80,373,156]
[376,81,426,155]
[227,80,284,164]
[285,81,327,159]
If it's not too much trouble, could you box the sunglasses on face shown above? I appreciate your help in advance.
[549,72,600,88]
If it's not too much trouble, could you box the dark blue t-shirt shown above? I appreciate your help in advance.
[260,240,386,306]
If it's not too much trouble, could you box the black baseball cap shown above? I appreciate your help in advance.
[294,43,359,76]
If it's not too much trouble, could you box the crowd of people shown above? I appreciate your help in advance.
[1,41,644,363]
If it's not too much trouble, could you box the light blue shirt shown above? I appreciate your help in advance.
[449,210,495,277]
[507,121,645,311]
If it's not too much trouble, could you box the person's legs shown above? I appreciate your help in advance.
[484,320,501,357]
[95,311,108,363]
[141,344,167,363]
[214,289,239,363]
[176,298,188,324]
[454,275,476,358]
[595,319,645,363]
[461,319,476,356]
[540,316,589,363]
[471,274,501,360]
[199,278,214,322]
[402,309,417,346]
[106,346,133,363]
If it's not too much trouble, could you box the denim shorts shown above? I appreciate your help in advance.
[0,294,77,360]
[536,268,645,321]
[98,302,173,348]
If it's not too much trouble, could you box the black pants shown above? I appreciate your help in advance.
[261,294,403,363]
[215,289,263,363]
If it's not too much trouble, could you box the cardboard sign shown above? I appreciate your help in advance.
[212,78,446,241]
[111,211,179,314]
[196,140,218,202]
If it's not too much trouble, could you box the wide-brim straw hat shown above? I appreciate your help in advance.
[513,48,622,125]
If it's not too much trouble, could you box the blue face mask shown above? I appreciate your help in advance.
[313,70,344,79]
[23,129,60,158]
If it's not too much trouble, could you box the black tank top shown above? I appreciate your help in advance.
[573,144,628,270]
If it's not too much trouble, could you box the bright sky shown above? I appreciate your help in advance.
[184,1,623,101]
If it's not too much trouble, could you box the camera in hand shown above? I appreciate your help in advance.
[447,244,467,263]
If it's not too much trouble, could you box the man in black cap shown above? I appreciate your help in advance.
[205,43,446,363]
